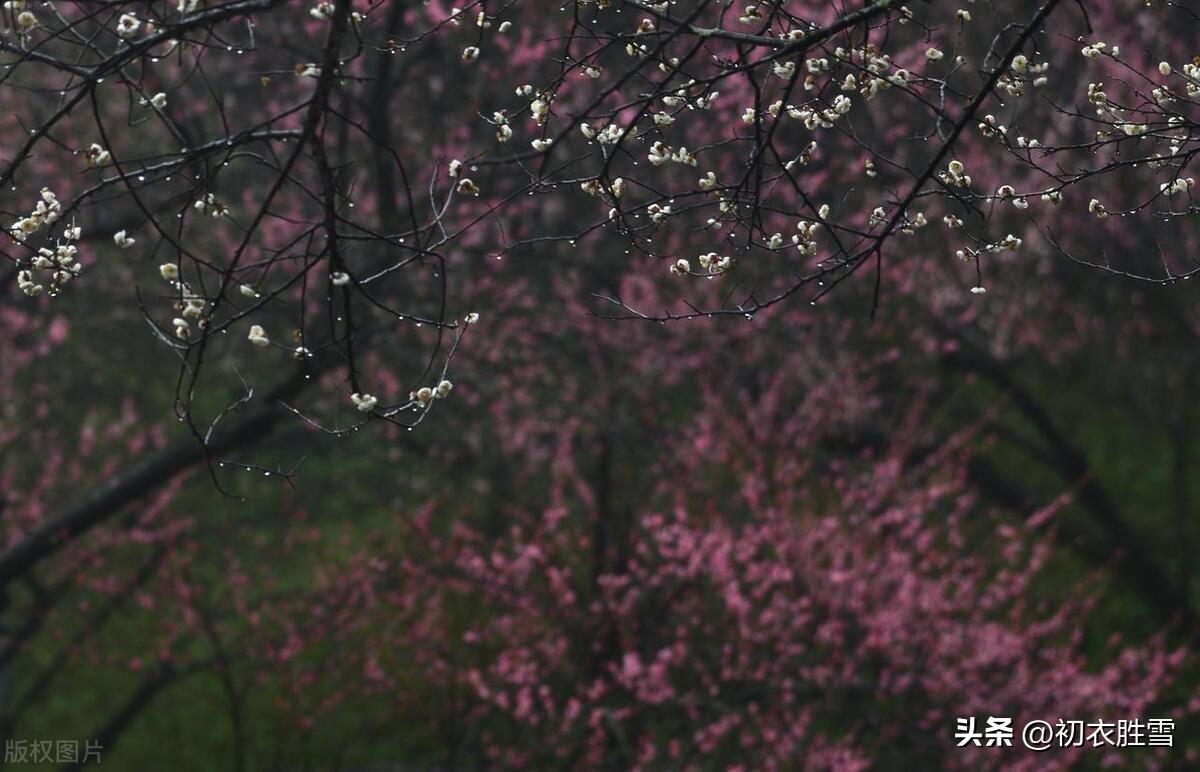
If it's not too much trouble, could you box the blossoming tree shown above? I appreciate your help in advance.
[1,0,1198,767]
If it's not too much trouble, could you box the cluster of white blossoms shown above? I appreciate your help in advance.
[489,111,514,143]
[793,220,821,254]
[155,262,208,338]
[351,392,378,413]
[669,253,732,277]
[11,190,86,298]
[647,141,696,167]
[309,2,363,22]
[449,4,510,31]
[446,4,515,63]
[898,211,929,234]
[446,160,481,196]
[579,177,625,199]
[1079,40,1115,60]
[113,230,136,249]
[996,54,1051,97]
[412,379,453,405]
[10,187,62,241]
[193,193,228,217]
[976,113,1006,139]
[1160,177,1194,196]
[1177,61,1200,98]
[581,123,625,145]
[4,0,37,35]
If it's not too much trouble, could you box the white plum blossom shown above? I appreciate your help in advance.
[351,393,378,412]
[116,14,140,38]
[113,230,136,249]
[247,324,270,347]
[85,143,110,167]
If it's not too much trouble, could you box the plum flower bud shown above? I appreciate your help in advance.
[239,284,259,298]
[351,392,378,412]
[247,324,269,347]
[1159,62,1172,76]
[435,379,453,398]
[416,387,434,404]
[925,48,944,61]
[113,230,136,249]
[331,271,350,286]
[149,92,167,109]
[461,46,480,63]
[970,286,987,295]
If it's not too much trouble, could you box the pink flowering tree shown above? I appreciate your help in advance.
[0,0,1198,768]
